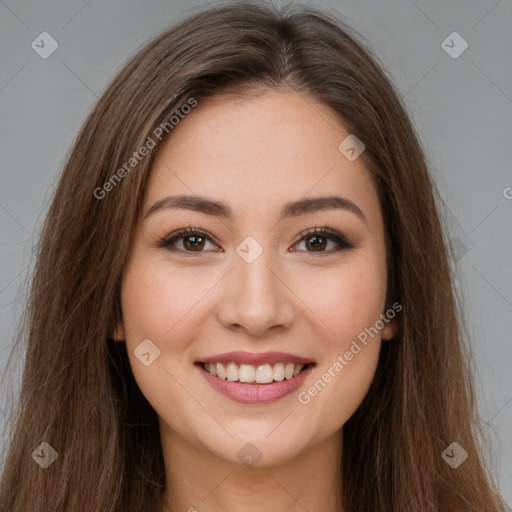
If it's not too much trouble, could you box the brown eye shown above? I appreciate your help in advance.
[157,227,219,253]
[304,234,328,251]
[157,226,354,255]
[292,228,355,253]
[182,234,206,251]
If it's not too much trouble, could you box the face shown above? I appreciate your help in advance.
[115,89,398,467]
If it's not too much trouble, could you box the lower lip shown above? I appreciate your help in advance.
[196,363,314,404]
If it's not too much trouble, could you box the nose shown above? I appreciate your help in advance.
[216,250,295,336]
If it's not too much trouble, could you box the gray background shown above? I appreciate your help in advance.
[1,0,511,504]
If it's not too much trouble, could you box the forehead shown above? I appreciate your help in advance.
[145,89,381,227]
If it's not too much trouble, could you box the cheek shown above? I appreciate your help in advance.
[295,254,385,397]
[119,256,224,399]
[121,266,166,339]
[121,258,205,342]
[119,259,196,411]
[293,254,386,422]
[295,256,387,347]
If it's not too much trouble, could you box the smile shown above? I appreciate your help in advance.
[201,361,310,384]
[194,351,316,404]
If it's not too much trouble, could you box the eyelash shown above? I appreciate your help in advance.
[156,226,355,256]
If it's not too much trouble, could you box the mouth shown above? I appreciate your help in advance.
[194,352,316,404]
[196,361,315,384]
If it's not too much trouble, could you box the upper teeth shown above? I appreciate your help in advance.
[203,362,305,383]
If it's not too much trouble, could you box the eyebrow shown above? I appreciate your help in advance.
[144,194,368,225]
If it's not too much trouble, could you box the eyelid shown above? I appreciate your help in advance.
[156,226,355,254]
[156,227,221,251]
[292,227,354,250]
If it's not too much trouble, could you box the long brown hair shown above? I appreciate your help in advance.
[0,2,507,510]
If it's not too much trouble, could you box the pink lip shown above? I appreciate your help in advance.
[196,351,315,366]
[197,363,314,404]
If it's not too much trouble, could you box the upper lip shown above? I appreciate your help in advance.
[196,351,315,366]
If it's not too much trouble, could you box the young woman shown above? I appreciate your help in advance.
[0,2,507,511]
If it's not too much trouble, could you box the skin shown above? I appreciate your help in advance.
[114,88,399,512]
